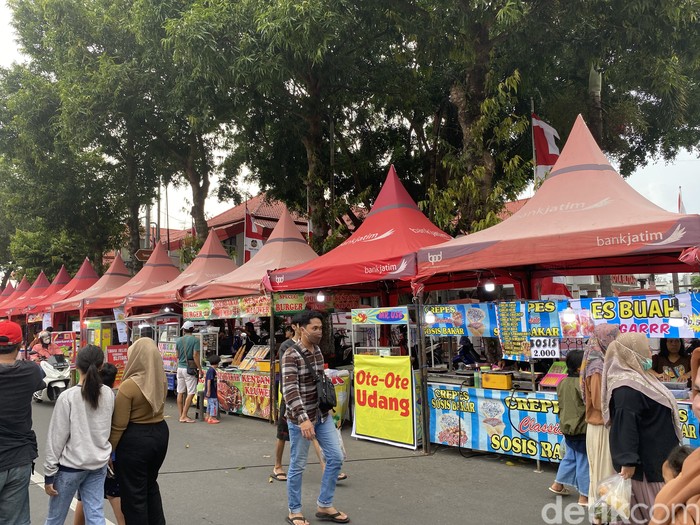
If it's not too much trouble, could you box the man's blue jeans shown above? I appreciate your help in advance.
[45,465,108,525]
[287,415,344,514]
[0,463,32,525]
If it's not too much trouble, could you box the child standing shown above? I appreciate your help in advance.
[549,350,590,506]
[44,345,114,525]
[205,355,221,424]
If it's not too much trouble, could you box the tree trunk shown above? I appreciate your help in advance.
[184,133,210,239]
[301,75,328,252]
[124,143,143,273]
[445,23,496,231]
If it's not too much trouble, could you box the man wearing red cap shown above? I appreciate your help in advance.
[0,320,44,524]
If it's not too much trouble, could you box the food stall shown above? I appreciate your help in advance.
[84,315,130,386]
[350,306,422,450]
[183,292,357,421]
[424,293,700,462]
[127,313,182,390]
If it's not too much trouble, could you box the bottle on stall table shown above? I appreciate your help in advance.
[474,368,481,388]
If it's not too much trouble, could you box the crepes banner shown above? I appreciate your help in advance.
[423,304,497,337]
[428,384,564,462]
[429,383,700,461]
[351,307,409,325]
[352,355,416,449]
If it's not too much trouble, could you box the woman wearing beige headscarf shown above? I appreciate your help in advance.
[579,323,619,511]
[109,338,169,524]
[602,333,682,525]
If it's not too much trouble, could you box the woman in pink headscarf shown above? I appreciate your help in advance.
[579,324,619,516]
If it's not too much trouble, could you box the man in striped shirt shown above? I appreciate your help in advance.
[282,310,349,525]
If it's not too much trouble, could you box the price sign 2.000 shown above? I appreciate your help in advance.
[530,337,561,359]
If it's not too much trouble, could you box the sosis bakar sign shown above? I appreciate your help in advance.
[428,385,564,462]
[352,355,416,449]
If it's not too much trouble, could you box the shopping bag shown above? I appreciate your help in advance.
[591,474,632,522]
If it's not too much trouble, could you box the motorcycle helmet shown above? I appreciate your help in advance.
[39,330,51,344]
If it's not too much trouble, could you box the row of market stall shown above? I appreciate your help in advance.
[1,115,699,463]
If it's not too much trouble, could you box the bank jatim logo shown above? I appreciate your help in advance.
[427,252,443,264]
[275,275,285,284]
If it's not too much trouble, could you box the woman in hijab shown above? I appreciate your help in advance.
[650,349,700,525]
[109,338,169,524]
[602,333,682,524]
[581,323,620,510]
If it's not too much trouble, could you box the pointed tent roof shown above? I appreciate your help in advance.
[52,254,132,313]
[0,283,15,304]
[185,208,318,300]
[269,166,452,291]
[415,115,700,283]
[20,266,71,315]
[127,229,236,308]
[4,272,50,317]
[0,277,32,316]
[29,259,99,315]
[84,243,181,312]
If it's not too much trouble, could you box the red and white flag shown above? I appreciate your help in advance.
[532,113,560,183]
[678,186,687,214]
[244,209,264,262]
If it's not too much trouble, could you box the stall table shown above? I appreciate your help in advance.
[428,377,698,462]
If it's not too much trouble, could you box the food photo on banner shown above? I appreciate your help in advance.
[428,384,564,462]
[423,304,498,338]
[564,293,698,338]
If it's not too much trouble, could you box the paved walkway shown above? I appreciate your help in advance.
[29,397,565,524]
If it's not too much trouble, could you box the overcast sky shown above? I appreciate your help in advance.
[1,2,696,231]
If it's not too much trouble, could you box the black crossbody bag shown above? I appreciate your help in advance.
[293,345,337,412]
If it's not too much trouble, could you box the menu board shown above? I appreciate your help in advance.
[495,302,529,359]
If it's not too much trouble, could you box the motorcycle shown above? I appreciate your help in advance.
[31,353,71,403]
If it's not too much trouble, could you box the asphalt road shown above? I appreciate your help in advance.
[27,396,566,524]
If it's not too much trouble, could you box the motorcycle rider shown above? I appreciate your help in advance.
[31,331,62,362]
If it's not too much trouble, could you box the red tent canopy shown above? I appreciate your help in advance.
[0,277,31,312]
[415,115,700,293]
[269,166,451,291]
[85,243,180,312]
[0,271,51,318]
[0,283,15,305]
[52,254,132,313]
[19,266,71,315]
[29,259,99,315]
[186,208,318,300]
[127,229,236,309]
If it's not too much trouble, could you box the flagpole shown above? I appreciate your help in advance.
[244,197,248,264]
[530,98,537,196]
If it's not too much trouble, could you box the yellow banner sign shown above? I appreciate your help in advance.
[353,355,415,447]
